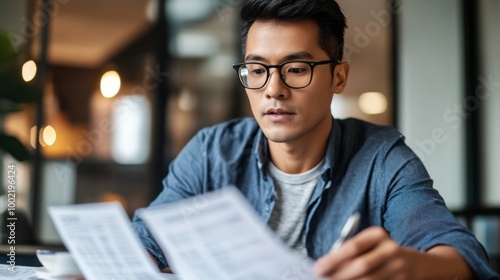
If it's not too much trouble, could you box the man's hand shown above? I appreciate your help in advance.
[313,227,473,280]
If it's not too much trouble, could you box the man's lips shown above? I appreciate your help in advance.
[264,108,294,115]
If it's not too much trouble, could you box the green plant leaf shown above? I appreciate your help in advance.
[0,133,30,161]
[0,100,22,116]
[0,75,41,103]
[0,31,33,163]
[0,31,19,65]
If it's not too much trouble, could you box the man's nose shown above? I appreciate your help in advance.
[265,70,289,99]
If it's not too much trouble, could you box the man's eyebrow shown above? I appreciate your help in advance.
[245,52,316,62]
[245,54,265,61]
[283,52,315,61]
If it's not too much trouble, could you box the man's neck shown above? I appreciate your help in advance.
[268,118,332,174]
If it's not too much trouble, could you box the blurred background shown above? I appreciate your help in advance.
[0,0,498,271]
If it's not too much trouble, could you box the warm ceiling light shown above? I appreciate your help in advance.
[22,60,37,82]
[358,92,388,115]
[100,70,121,98]
[177,88,198,112]
[43,125,57,146]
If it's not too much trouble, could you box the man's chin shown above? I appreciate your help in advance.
[262,130,298,143]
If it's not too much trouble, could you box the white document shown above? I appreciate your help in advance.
[140,187,323,280]
[0,264,38,280]
[48,202,177,280]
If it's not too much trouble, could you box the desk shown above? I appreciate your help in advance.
[0,264,178,280]
[0,245,64,268]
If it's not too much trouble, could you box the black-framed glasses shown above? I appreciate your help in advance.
[232,59,340,90]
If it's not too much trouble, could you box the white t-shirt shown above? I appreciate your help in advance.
[267,159,324,255]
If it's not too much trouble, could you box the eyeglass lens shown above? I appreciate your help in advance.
[238,62,313,89]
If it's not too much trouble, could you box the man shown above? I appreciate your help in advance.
[133,0,499,278]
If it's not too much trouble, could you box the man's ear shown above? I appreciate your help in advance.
[332,62,349,94]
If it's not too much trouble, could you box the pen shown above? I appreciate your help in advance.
[330,212,361,252]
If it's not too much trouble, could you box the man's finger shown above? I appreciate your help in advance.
[314,227,390,276]
[328,239,400,279]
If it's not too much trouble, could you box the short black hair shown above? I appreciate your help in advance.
[240,0,347,61]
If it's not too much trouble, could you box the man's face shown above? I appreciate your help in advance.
[244,20,348,145]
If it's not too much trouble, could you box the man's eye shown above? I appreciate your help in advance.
[288,67,307,74]
[251,69,266,75]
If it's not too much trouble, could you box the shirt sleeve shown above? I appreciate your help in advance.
[380,139,499,279]
[131,129,208,269]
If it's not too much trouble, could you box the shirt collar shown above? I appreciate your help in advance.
[254,116,340,180]
[255,128,268,170]
[321,117,341,181]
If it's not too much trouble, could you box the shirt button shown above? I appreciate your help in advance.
[265,205,270,212]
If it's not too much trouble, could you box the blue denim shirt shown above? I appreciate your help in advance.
[132,117,499,279]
